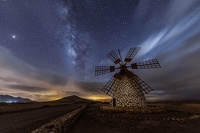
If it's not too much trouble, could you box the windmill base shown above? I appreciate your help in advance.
[100,106,165,113]
[109,76,147,107]
[110,97,146,107]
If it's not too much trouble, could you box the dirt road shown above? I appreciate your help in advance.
[0,103,85,133]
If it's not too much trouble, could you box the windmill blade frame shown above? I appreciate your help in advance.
[95,66,115,76]
[129,74,153,94]
[124,47,141,63]
[131,59,161,69]
[101,74,121,96]
[106,50,121,64]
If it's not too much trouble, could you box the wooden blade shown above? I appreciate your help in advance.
[106,50,121,64]
[129,74,153,95]
[95,66,115,76]
[101,74,120,97]
[131,59,161,69]
[124,47,141,63]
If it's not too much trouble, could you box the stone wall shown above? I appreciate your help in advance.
[32,105,86,133]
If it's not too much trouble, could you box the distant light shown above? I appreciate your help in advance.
[5,100,17,103]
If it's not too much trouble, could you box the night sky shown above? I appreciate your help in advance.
[0,0,200,101]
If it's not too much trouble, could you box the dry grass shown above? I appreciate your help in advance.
[148,102,200,114]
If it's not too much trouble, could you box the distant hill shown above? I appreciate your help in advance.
[56,95,92,103]
[0,95,34,103]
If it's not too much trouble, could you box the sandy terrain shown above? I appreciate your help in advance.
[69,103,200,133]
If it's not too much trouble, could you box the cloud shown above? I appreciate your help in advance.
[63,81,110,101]
[77,82,104,94]
[0,46,106,101]
[129,0,200,100]
[0,46,67,87]
[63,81,104,96]
[7,84,49,92]
[0,46,68,101]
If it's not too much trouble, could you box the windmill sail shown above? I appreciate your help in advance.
[101,74,120,96]
[95,66,115,76]
[131,59,161,69]
[106,50,121,64]
[129,74,153,94]
[124,47,141,63]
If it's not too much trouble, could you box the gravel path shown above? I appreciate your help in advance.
[0,103,85,133]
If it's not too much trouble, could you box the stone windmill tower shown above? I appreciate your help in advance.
[95,47,161,107]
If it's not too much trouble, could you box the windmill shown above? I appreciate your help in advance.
[95,47,161,107]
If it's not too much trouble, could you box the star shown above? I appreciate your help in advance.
[12,35,16,39]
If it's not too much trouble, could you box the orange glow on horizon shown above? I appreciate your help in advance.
[84,95,111,101]
[51,95,63,101]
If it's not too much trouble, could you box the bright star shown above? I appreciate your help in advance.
[12,35,16,39]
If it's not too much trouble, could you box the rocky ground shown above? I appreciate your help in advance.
[69,103,200,133]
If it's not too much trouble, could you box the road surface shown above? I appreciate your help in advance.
[0,103,85,133]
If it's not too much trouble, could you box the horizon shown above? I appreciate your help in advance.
[2,94,200,103]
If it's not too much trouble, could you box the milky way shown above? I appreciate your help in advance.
[0,0,200,101]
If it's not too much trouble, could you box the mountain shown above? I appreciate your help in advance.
[0,95,34,103]
[56,95,92,103]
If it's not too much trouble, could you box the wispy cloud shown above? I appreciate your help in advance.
[0,47,108,101]
[0,46,68,101]
[0,46,67,86]
[132,0,200,100]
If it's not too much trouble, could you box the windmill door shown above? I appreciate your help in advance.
[113,98,116,106]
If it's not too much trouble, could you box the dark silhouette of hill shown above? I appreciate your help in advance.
[0,95,34,103]
[56,95,92,103]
